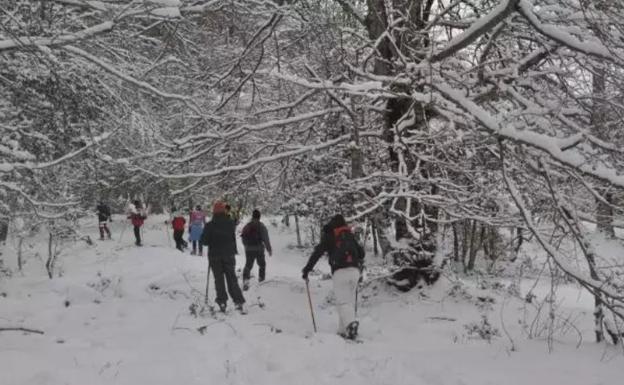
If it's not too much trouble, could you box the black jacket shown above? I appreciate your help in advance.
[201,213,238,258]
[303,224,364,274]
[97,204,111,222]
[241,220,272,254]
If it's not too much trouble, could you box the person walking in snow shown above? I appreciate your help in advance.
[128,200,147,246]
[189,205,206,256]
[302,214,365,340]
[96,201,112,240]
[201,201,246,313]
[170,209,187,251]
[241,209,272,291]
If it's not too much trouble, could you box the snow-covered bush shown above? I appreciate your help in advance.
[464,316,501,342]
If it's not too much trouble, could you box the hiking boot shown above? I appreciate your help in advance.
[235,303,248,314]
[242,279,250,291]
[217,303,227,313]
[346,321,359,340]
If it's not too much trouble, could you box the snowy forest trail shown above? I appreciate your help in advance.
[1,216,622,385]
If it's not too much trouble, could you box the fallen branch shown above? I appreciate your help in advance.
[0,327,44,334]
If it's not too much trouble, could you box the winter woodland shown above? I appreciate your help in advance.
[1,0,624,383]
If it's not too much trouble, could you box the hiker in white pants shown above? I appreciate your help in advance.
[333,267,361,334]
[302,214,365,340]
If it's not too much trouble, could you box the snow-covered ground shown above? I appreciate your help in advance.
[1,216,622,385]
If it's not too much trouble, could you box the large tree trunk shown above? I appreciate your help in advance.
[366,1,441,289]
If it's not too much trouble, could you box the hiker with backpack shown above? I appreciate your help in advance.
[201,201,246,313]
[302,214,365,340]
[241,209,272,290]
[127,200,147,246]
[189,205,206,256]
[170,209,187,251]
[96,201,112,240]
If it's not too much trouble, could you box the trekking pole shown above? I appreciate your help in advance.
[305,279,318,333]
[204,261,211,305]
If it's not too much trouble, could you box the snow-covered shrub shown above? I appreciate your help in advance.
[464,316,500,342]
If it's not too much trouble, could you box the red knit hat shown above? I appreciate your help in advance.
[213,201,226,214]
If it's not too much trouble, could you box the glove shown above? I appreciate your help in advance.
[302,269,309,281]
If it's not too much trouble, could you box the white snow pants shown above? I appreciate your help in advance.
[332,267,360,334]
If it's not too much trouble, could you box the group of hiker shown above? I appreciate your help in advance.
[95,200,149,246]
[94,200,365,340]
[166,202,269,314]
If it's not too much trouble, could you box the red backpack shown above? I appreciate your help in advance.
[242,222,262,246]
[330,226,361,269]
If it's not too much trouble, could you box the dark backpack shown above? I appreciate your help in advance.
[330,227,361,270]
[242,222,262,246]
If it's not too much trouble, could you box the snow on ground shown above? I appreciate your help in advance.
[0,215,622,385]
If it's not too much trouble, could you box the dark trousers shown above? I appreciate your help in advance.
[173,230,185,250]
[134,226,141,245]
[99,222,111,239]
[192,240,203,255]
[243,249,266,281]
[210,255,245,305]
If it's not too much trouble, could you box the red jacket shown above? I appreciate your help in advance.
[129,213,145,227]
[172,216,185,231]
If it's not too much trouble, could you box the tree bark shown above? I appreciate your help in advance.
[365,1,441,288]
[17,237,24,272]
[294,214,302,248]
[45,232,55,279]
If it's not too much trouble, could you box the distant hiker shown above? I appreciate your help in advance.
[302,214,365,340]
[96,201,112,240]
[189,205,206,256]
[128,200,147,246]
[171,210,187,251]
[201,201,246,313]
[241,209,273,290]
